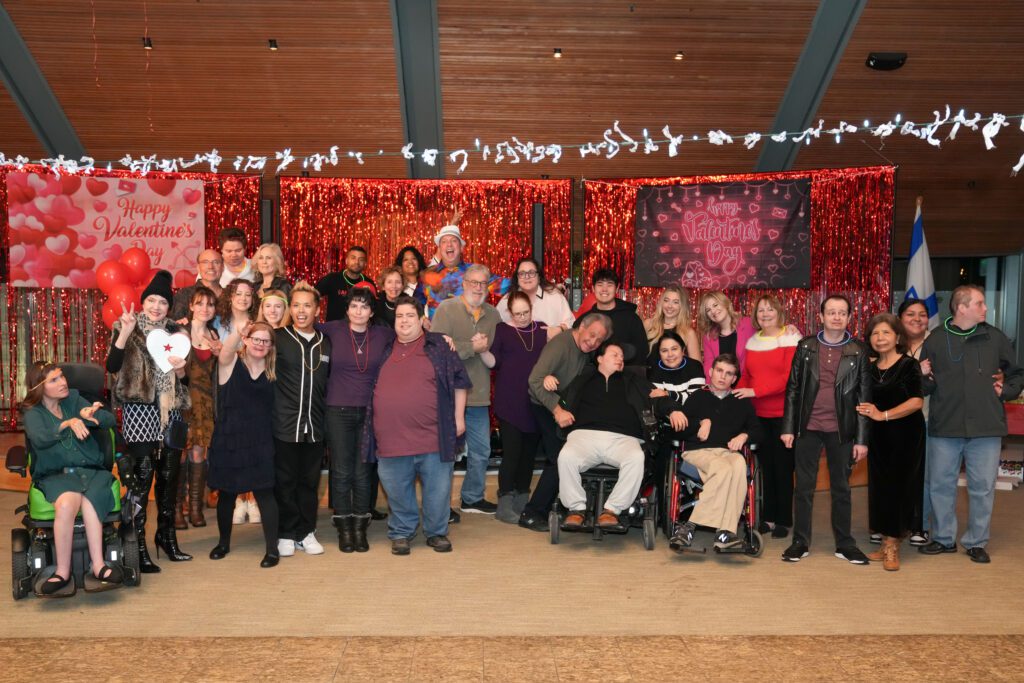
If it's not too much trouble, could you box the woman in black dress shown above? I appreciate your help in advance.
[207,320,280,568]
[856,313,925,571]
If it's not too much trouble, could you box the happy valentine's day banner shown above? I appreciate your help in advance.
[6,171,205,288]
[634,179,811,289]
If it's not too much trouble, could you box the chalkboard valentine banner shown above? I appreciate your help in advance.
[634,179,811,289]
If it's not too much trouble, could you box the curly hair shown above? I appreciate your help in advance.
[217,278,258,323]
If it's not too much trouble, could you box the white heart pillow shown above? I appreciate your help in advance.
[145,330,191,373]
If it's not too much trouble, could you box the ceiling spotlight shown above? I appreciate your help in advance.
[141,36,153,50]
[268,39,278,51]
[552,48,562,59]
[675,51,685,61]
[866,52,907,70]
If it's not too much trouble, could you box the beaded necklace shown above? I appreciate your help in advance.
[513,321,537,352]
[43,403,75,450]
[349,326,369,373]
[943,316,976,363]
[817,330,852,347]
[657,357,688,372]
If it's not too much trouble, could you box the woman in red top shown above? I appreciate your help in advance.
[734,294,801,538]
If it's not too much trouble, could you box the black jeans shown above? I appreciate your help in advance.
[273,439,325,540]
[793,430,855,548]
[522,404,565,518]
[497,419,541,496]
[758,417,794,527]
[217,489,279,555]
[325,406,371,516]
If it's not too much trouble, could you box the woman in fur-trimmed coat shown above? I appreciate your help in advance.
[106,271,192,572]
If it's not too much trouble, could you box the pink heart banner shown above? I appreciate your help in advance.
[5,171,205,288]
[634,179,811,289]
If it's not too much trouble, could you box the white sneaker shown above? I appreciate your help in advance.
[246,497,261,524]
[232,497,247,525]
[277,539,295,557]
[295,532,324,555]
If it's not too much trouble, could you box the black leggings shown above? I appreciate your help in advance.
[216,489,279,555]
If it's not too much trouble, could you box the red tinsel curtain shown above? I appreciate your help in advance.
[583,165,895,338]
[0,165,262,430]
[278,178,573,286]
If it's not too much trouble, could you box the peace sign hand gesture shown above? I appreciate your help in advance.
[116,302,137,345]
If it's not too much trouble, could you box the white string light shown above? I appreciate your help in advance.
[1,106,1021,177]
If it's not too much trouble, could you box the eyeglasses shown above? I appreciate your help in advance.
[199,259,223,266]
[517,270,538,278]
[510,310,531,318]
[247,337,272,346]
[463,279,488,289]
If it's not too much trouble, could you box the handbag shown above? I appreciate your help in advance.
[162,417,189,451]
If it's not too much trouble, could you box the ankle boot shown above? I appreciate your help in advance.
[154,451,193,562]
[189,460,208,527]
[883,537,901,571]
[174,459,188,529]
[336,516,356,553]
[354,515,370,553]
[867,539,885,562]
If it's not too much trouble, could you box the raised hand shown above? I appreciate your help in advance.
[79,401,103,425]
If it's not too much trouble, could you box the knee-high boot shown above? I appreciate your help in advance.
[189,460,208,527]
[153,449,193,561]
[174,457,189,529]
[132,451,161,574]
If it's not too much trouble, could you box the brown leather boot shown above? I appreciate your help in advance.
[883,537,900,571]
[189,460,208,527]
[867,538,885,562]
[174,460,188,530]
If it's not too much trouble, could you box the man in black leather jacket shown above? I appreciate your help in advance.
[781,294,872,565]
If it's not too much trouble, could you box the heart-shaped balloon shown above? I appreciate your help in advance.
[145,329,191,373]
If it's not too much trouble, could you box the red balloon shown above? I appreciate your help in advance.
[95,260,131,295]
[101,299,120,330]
[108,283,138,310]
[173,269,196,289]
[120,248,152,285]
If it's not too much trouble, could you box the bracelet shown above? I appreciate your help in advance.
[884,410,889,421]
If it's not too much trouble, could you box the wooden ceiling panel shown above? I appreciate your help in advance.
[3,0,408,177]
[797,0,1024,256]
[438,0,820,179]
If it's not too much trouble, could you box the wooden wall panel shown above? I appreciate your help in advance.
[0,87,47,160]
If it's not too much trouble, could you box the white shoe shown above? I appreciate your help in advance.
[232,497,247,525]
[277,539,295,557]
[246,497,261,524]
[295,532,324,555]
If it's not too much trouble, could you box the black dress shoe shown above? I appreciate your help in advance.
[771,525,790,539]
[209,545,230,560]
[449,508,461,524]
[370,509,388,521]
[966,547,991,564]
[919,540,957,555]
[517,511,549,533]
[260,553,280,568]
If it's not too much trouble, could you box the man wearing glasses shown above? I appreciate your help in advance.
[432,264,502,515]
[171,249,224,320]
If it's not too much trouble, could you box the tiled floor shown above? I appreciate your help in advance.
[2,635,1022,681]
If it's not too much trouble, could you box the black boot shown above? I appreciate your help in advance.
[354,515,370,553]
[335,515,356,553]
[154,449,193,561]
[138,535,161,573]
[132,450,161,573]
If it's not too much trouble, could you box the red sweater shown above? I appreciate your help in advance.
[737,330,801,418]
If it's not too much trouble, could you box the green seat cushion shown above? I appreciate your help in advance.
[28,479,122,521]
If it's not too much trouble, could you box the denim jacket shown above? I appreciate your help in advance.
[361,332,472,463]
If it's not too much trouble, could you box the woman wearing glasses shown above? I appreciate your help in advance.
[207,321,281,567]
[496,257,574,336]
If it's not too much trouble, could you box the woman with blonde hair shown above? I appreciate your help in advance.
[257,290,292,329]
[644,285,701,364]
[253,243,292,299]
[697,291,756,383]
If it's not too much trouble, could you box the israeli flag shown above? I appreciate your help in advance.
[905,199,940,329]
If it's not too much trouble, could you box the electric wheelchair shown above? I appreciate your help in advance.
[8,363,141,599]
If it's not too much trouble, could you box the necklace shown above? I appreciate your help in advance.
[943,316,978,337]
[295,330,323,372]
[342,271,361,287]
[384,300,396,311]
[349,327,369,372]
[658,358,688,371]
[817,330,852,347]
[875,355,900,382]
[757,328,784,340]
[513,322,537,352]
[43,404,75,451]
[392,334,424,363]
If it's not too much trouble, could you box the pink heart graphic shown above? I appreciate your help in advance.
[86,178,108,196]
[659,245,671,254]
[767,264,779,273]
[45,234,70,255]
[748,203,760,213]
[797,232,809,242]
[657,213,669,224]
[747,267,756,275]
[182,188,202,205]
[750,247,759,254]
[52,275,74,288]
[780,255,797,270]
[93,200,107,212]
[651,231,660,237]
[9,244,26,266]
[69,269,97,288]
[79,234,98,249]
[737,275,747,284]
[774,248,783,256]
[672,257,682,268]
[669,232,679,242]
[637,230,647,238]
[102,244,123,261]
[768,229,780,240]
[653,262,670,276]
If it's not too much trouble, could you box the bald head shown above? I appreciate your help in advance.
[197,249,224,288]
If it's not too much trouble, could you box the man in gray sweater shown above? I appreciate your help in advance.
[919,284,1023,563]
[517,312,612,531]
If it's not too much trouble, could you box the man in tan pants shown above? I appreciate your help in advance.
[670,354,761,551]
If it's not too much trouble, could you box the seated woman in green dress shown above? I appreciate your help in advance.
[21,362,123,595]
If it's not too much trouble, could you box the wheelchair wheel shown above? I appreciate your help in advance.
[746,529,764,558]
[11,529,31,600]
[642,518,656,551]
[548,510,560,545]
[120,527,142,587]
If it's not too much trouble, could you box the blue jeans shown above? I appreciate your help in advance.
[459,406,491,505]
[376,452,453,540]
[927,436,1001,548]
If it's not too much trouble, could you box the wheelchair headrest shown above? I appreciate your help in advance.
[59,363,106,404]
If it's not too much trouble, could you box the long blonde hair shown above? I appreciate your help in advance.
[645,285,695,344]
[239,321,277,381]
[257,289,292,328]
[697,291,740,337]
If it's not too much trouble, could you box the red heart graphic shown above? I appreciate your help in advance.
[748,203,760,213]
[182,188,202,205]
[93,200,107,212]
[60,176,82,196]
[672,257,681,268]
[774,248,783,256]
[657,213,669,224]
[102,244,123,261]
[79,233,98,249]
[147,178,176,196]
[173,269,197,288]
[74,255,95,270]
[171,241,178,249]
[86,178,108,196]
[768,229,780,240]
[42,215,67,232]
